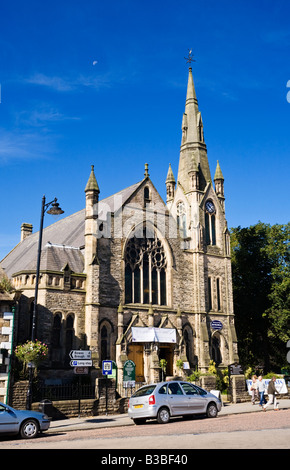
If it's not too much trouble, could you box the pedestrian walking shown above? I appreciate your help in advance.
[257,375,267,406]
[250,375,259,405]
[263,377,279,411]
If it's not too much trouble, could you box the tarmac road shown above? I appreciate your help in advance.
[0,403,289,450]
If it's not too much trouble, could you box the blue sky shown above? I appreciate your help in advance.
[0,0,289,260]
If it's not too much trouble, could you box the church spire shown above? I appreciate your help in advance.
[177,59,211,194]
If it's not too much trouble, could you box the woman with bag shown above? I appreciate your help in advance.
[250,375,259,405]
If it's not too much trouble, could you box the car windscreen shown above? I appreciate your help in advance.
[132,385,156,397]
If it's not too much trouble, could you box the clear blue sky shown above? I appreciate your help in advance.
[1,0,289,260]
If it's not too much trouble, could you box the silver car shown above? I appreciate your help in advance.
[0,401,50,439]
[128,381,222,425]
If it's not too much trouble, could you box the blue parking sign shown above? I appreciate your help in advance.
[102,360,113,375]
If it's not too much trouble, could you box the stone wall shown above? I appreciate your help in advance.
[10,377,128,419]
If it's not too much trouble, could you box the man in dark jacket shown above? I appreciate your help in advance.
[263,377,279,411]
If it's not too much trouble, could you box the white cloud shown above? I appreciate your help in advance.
[25,73,74,92]
[0,128,55,163]
[17,106,81,127]
[25,72,111,92]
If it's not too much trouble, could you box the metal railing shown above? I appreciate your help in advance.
[33,383,96,402]
[117,382,146,398]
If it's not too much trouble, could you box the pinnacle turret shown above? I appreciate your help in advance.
[85,165,100,194]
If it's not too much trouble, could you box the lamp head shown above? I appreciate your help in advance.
[47,198,64,215]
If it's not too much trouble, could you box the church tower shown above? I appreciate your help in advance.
[167,59,239,370]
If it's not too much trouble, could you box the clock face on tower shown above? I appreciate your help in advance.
[205,200,215,214]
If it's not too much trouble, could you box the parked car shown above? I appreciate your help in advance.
[0,401,50,439]
[128,381,222,425]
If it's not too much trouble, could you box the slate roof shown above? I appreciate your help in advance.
[1,181,143,278]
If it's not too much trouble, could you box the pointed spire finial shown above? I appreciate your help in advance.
[144,163,149,178]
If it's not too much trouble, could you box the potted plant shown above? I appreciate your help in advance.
[15,340,48,376]
[160,359,167,381]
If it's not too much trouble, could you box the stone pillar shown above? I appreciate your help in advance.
[228,374,248,403]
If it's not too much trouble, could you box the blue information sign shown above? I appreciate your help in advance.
[102,360,113,375]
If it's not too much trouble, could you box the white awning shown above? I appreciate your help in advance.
[131,327,176,344]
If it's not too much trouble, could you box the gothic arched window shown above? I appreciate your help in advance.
[205,200,216,246]
[52,313,62,348]
[51,313,62,365]
[100,321,113,363]
[125,229,167,305]
[177,202,187,238]
[65,314,74,363]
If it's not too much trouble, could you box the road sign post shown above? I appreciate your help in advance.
[69,350,92,417]
[102,360,113,415]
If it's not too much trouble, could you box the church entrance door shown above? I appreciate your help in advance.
[128,343,144,382]
[159,344,174,377]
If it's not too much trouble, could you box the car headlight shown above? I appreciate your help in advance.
[42,414,50,420]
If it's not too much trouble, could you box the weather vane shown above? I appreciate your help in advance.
[185,49,196,66]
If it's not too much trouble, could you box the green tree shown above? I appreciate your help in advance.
[263,223,290,367]
[0,273,13,293]
[230,222,290,372]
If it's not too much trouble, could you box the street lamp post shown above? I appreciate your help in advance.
[26,195,64,410]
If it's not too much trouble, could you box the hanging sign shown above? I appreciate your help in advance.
[131,327,176,343]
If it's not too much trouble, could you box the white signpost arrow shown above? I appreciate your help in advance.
[69,350,92,360]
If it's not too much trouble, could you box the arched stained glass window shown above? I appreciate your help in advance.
[125,229,167,305]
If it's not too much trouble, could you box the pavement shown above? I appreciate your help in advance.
[47,398,290,434]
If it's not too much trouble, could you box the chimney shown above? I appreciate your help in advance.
[21,223,33,241]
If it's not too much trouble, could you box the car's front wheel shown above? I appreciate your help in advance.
[157,407,170,424]
[20,419,39,439]
[206,402,218,418]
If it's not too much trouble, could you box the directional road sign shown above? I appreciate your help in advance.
[74,367,89,375]
[70,360,92,367]
[69,350,91,360]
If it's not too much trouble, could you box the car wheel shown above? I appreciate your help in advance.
[133,418,147,425]
[157,407,170,424]
[20,419,39,439]
[206,402,218,418]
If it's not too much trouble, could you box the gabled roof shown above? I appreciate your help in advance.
[1,181,143,278]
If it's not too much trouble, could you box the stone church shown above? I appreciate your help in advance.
[1,66,239,387]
